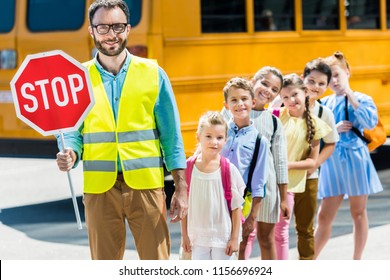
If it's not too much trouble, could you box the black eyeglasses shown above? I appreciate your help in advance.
[92,23,128,35]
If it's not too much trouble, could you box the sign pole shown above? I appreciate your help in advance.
[60,131,83,230]
[10,50,94,230]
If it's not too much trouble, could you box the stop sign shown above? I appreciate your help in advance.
[10,50,94,136]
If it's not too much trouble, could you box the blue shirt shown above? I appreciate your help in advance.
[56,51,186,172]
[221,121,269,198]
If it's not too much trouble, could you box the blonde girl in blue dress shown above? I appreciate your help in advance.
[314,51,383,259]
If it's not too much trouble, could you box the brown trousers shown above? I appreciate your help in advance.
[294,178,318,260]
[83,175,170,260]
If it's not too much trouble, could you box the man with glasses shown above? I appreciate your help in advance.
[55,0,188,260]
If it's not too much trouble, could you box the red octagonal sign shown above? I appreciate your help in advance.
[10,50,94,136]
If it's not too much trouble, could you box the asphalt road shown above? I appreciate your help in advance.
[1,143,389,260]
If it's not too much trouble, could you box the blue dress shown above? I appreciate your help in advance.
[318,92,383,198]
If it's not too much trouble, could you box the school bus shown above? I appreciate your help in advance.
[1,0,390,157]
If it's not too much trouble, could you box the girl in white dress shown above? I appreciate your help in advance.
[181,111,245,260]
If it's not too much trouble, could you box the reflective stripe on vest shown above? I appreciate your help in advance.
[83,129,158,144]
[83,157,163,172]
[82,56,163,193]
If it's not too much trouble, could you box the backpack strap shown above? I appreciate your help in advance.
[272,108,280,118]
[245,133,261,197]
[271,114,278,145]
[186,155,232,214]
[318,104,323,118]
[220,156,232,215]
[185,155,197,195]
[344,96,370,143]
[317,104,325,151]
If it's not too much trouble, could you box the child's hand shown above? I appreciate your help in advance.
[336,120,352,133]
[344,89,355,100]
[280,201,290,220]
[182,236,192,253]
[242,216,255,237]
[307,166,317,177]
[225,239,238,256]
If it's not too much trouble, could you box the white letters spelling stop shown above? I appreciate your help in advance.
[10,50,94,136]
[21,74,84,112]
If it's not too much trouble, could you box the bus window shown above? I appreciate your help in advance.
[302,0,339,30]
[123,0,142,27]
[0,0,15,33]
[346,0,380,29]
[387,0,390,28]
[201,0,246,33]
[254,0,294,31]
[27,0,85,32]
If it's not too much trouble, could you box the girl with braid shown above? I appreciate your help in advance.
[296,59,339,260]
[274,73,331,260]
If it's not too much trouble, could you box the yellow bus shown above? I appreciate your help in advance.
[1,0,390,157]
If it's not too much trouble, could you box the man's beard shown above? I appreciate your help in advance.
[94,36,128,57]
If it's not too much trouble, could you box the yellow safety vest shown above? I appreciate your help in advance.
[82,56,164,194]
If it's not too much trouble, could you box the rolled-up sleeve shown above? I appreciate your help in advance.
[55,124,84,168]
[154,67,186,171]
[251,135,269,198]
[353,95,378,130]
[230,163,246,210]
